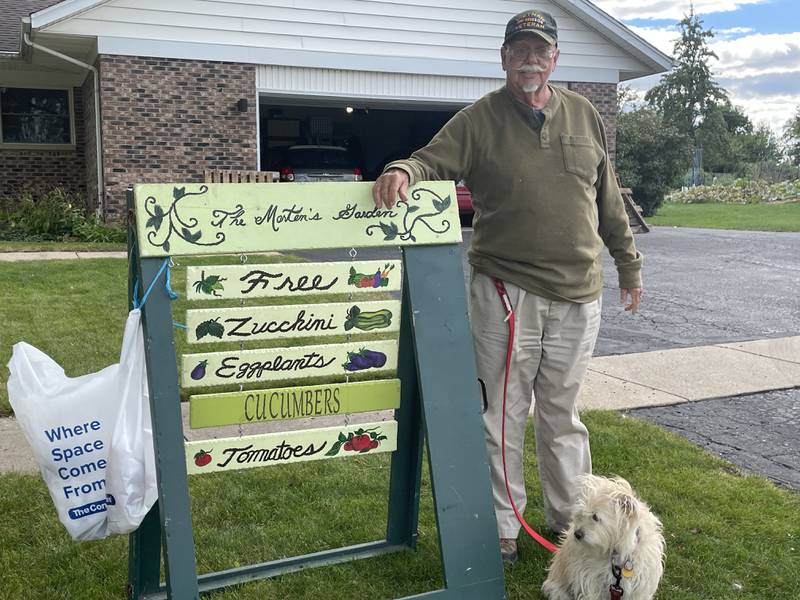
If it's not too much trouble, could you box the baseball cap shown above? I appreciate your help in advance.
[504,9,558,46]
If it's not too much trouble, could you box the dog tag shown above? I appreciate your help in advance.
[622,559,635,578]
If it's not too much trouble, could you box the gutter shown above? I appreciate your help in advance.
[22,31,106,219]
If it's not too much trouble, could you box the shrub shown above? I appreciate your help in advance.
[667,178,800,204]
[0,188,126,242]
[72,214,128,243]
[616,107,693,216]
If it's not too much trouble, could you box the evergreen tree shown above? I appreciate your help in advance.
[645,7,728,140]
[784,107,800,166]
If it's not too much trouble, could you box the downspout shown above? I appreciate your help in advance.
[23,32,105,219]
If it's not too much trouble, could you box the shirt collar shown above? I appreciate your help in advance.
[502,84,562,120]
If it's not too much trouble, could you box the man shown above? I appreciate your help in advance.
[372,9,643,564]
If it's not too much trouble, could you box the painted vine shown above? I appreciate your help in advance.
[365,187,452,242]
[144,185,226,252]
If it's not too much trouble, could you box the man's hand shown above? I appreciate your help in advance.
[372,168,409,209]
[620,288,642,314]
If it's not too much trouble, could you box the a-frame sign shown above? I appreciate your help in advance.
[126,181,506,599]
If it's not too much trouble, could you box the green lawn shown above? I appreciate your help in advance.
[2,256,799,599]
[0,412,797,599]
[0,240,126,252]
[649,201,800,231]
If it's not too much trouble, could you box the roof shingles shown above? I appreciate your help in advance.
[0,0,65,54]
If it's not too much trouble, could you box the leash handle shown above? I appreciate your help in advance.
[493,278,558,554]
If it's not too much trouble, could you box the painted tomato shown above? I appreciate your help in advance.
[194,449,213,467]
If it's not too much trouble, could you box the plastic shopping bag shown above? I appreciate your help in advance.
[105,310,158,535]
[7,309,157,541]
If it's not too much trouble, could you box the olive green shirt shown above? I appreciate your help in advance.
[386,85,642,303]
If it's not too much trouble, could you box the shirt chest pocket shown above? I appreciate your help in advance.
[560,134,602,184]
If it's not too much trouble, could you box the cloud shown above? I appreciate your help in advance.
[712,32,800,78]
[716,27,755,39]
[624,28,800,134]
[711,32,800,132]
[594,0,770,21]
[628,25,680,54]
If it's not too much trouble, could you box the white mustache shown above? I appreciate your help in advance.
[516,65,547,73]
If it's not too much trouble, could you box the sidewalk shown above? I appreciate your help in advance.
[578,335,800,410]
[0,251,127,261]
[3,336,798,474]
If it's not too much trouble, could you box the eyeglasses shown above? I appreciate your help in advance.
[505,45,556,63]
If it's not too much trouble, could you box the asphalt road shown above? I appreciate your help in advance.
[297,226,800,356]
[596,226,800,356]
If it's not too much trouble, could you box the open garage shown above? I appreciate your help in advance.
[259,98,461,181]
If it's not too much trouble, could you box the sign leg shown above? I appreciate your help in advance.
[402,245,505,597]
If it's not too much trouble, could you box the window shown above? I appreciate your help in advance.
[0,87,73,145]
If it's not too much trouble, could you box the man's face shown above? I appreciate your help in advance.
[501,34,559,96]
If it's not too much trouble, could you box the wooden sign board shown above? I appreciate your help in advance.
[185,419,398,475]
[189,379,401,428]
[134,181,460,257]
[186,260,402,300]
[185,300,401,344]
[182,339,399,388]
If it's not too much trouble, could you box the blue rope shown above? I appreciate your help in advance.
[132,258,170,309]
[132,258,185,329]
[165,261,179,301]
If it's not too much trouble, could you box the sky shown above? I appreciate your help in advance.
[593,0,800,136]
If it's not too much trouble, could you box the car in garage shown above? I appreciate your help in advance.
[278,145,363,182]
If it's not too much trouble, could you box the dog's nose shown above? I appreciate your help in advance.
[574,529,584,540]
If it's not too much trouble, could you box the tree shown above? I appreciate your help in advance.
[735,123,783,166]
[696,104,783,174]
[645,8,728,140]
[616,106,692,216]
[694,107,736,173]
[784,107,800,166]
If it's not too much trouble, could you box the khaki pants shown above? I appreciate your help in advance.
[469,270,601,538]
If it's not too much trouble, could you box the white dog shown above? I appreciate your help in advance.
[542,475,665,600]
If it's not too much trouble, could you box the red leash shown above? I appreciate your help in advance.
[492,278,558,554]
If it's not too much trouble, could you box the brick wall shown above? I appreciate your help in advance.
[99,56,257,219]
[0,87,87,199]
[567,82,618,165]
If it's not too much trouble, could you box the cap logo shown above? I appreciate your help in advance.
[516,11,547,31]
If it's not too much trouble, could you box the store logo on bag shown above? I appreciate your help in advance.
[68,498,108,520]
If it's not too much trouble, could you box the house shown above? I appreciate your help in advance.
[0,0,671,220]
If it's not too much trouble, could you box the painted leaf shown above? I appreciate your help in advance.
[173,186,186,200]
[379,222,399,241]
[163,240,170,253]
[325,441,343,457]
[146,215,163,232]
[407,205,420,213]
[432,195,451,213]
[145,204,165,231]
[196,319,225,340]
